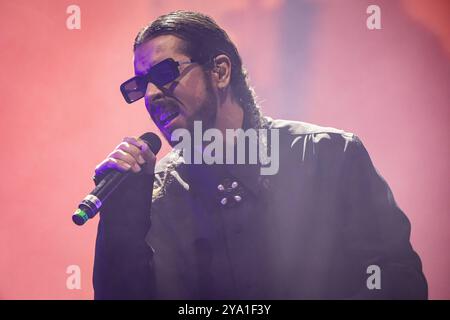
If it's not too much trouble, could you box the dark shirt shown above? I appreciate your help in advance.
[93,118,428,299]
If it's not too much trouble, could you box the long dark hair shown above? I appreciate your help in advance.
[134,10,267,129]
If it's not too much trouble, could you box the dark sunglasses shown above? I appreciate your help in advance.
[120,58,196,104]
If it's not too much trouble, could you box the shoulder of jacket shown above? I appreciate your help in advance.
[266,117,361,157]
[267,117,352,136]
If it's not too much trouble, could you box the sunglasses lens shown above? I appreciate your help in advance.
[120,59,182,103]
[120,77,146,103]
[150,59,180,86]
[126,90,145,103]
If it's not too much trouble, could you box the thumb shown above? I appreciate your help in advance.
[138,140,157,169]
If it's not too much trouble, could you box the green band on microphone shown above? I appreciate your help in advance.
[72,208,89,226]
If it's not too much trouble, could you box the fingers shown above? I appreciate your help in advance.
[108,149,142,172]
[94,136,158,177]
[95,157,133,175]
[124,136,157,171]
[137,140,157,164]
[118,138,146,165]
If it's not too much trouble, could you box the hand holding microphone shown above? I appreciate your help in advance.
[72,132,161,226]
[95,135,157,176]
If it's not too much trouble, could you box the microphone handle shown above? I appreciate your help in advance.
[72,132,161,226]
[72,170,131,226]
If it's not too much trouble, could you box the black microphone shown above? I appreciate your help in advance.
[72,132,162,226]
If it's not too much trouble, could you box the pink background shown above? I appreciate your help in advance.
[0,0,448,299]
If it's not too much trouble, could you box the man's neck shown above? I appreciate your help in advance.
[190,97,244,161]
[214,95,244,144]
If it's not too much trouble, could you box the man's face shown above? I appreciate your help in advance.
[134,35,218,145]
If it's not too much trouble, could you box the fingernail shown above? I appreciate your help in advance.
[138,155,145,164]
[123,163,132,169]
[133,163,141,172]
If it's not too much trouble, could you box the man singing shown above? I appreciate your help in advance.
[92,11,427,299]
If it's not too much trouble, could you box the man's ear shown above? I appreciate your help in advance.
[211,54,232,90]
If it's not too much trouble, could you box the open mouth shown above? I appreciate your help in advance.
[159,110,180,127]
[150,98,181,129]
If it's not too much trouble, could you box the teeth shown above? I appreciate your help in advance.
[160,111,178,125]
[160,113,170,122]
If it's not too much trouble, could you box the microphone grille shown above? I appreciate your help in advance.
[139,132,162,155]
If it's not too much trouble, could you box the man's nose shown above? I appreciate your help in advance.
[145,81,173,103]
[145,81,164,103]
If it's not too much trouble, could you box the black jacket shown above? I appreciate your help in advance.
[93,118,428,299]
